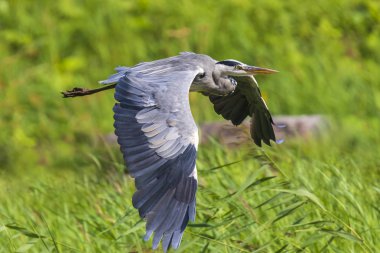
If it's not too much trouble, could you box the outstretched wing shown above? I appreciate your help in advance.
[208,76,276,146]
[112,64,200,252]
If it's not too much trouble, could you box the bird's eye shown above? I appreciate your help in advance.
[196,72,206,79]
[234,65,243,70]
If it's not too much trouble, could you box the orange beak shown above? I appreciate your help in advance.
[242,66,278,75]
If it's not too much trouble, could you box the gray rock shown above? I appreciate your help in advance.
[200,115,328,147]
[105,115,329,148]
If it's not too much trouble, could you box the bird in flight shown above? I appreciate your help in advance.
[63,52,278,252]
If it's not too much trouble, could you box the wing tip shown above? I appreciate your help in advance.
[252,110,277,147]
[145,206,192,252]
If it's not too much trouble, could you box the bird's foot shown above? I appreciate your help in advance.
[61,87,91,98]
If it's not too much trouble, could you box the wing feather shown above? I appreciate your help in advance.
[111,63,200,252]
[208,76,276,146]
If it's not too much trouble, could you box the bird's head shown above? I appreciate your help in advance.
[215,59,278,77]
[191,58,277,96]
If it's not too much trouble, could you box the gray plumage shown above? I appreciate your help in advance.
[99,52,278,252]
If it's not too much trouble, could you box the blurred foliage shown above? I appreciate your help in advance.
[1,0,380,172]
[1,0,380,171]
[0,0,380,252]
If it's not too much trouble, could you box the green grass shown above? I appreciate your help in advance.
[1,131,379,252]
[1,0,380,252]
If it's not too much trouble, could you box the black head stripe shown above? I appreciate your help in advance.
[216,60,242,67]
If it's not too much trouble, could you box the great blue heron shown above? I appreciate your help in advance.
[63,52,278,252]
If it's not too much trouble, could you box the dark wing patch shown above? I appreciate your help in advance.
[113,75,198,252]
[209,88,250,125]
[208,76,276,147]
[250,100,276,146]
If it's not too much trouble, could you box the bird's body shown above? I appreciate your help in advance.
[63,52,278,252]
[101,52,238,96]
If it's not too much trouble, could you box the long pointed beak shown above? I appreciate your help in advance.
[242,66,278,75]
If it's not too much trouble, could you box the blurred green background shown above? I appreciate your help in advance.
[1,0,380,252]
